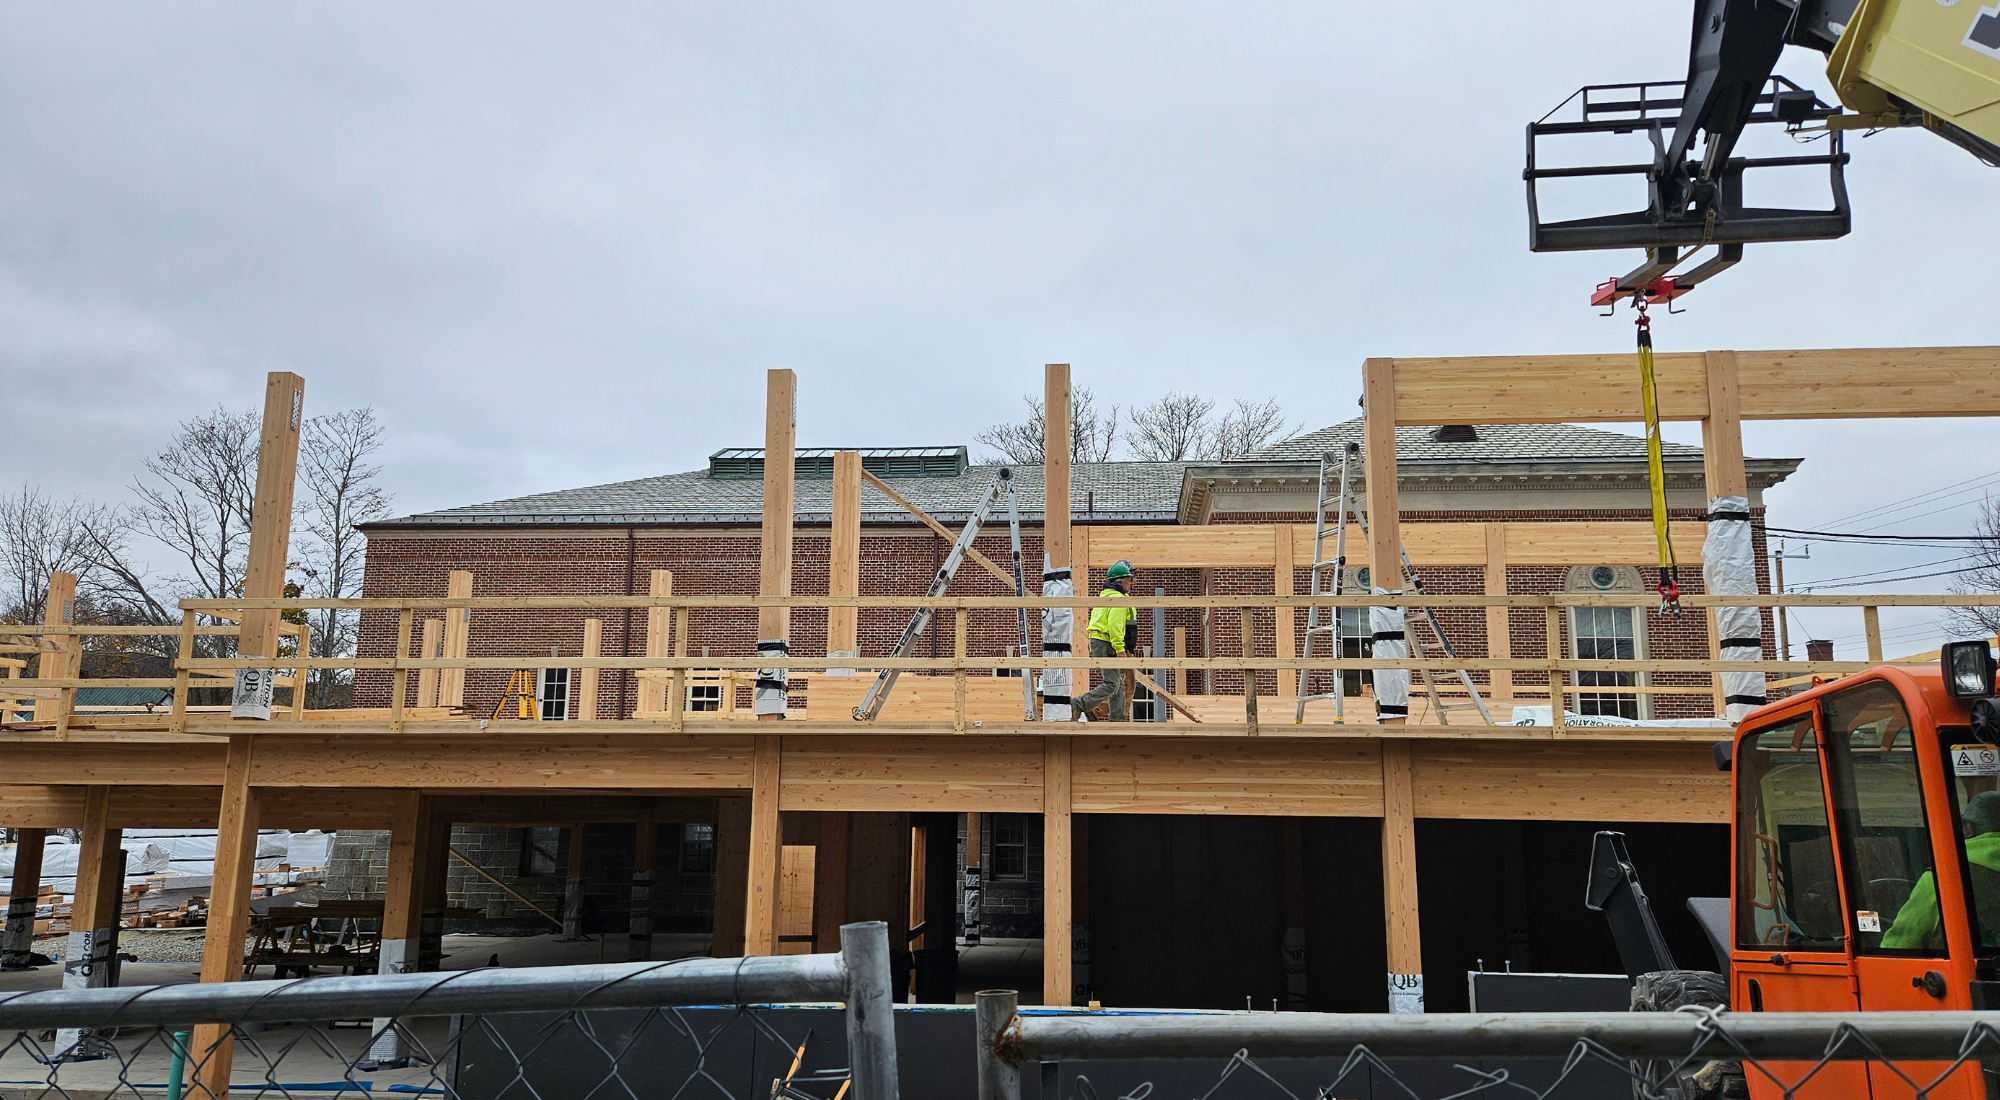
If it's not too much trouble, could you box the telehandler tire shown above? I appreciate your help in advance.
[1629,969,1746,1100]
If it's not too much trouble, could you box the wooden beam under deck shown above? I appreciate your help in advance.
[3,736,1727,826]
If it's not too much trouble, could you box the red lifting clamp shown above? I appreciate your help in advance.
[1590,276,1687,309]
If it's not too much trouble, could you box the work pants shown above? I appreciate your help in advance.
[1073,638,1128,721]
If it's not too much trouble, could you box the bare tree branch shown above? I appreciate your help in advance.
[1946,494,2000,638]
[1209,397,1301,460]
[1127,391,1217,461]
[296,407,392,707]
[128,406,260,603]
[975,386,1122,465]
[0,485,95,621]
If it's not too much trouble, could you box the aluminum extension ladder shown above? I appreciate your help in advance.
[853,467,1031,721]
[1294,443,1493,726]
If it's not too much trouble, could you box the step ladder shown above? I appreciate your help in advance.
[1295,443,1494,726]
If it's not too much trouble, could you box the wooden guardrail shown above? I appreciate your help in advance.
[2,592,1988,739]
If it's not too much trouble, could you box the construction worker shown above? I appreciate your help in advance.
[1882,789,2000,950]
[1072,560,1137,721]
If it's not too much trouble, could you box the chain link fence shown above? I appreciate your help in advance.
[975,991,2000,1100]
[0,923,899,1100]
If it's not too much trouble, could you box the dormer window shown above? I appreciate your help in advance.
[1432,425,1479,443]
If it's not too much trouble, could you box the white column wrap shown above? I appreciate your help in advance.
[754,640,789,717]
[1040,561,1073,722]
[1701,495,1766,723]
[1370,590,1410,720]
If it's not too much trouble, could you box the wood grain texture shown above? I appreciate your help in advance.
[1363,359,1400,595]
[1380,740,1421,974]
[1045,365,1071,570]
[778,736,1044,811]
[760,371,796,643]
[811,811,849,952]
[1043,736,1072,1007]
[1070,738,1385,815]
[745,734,782,954]
[1409,741,1728,822]
[193,736,261,1096]
[1274,526,1295,699]
[710,796,750,957]
[239,373,304,660]
[828,451,862,657]
[246,734,757,788]
[439,571,472,709]
[1702,351,1748,499]
[1485,525,1511,698]
[31,573,77,724]
[1388,346,2000,424]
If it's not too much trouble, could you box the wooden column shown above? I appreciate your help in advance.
[630,807,657,961]
[30,572,77,724]
[711,796,751,957]
[1274,527,1296,700]
[812,811,850,952]
[1363,358,1405,732]
[1282,817,1307,1010]
[2,827,47,969]
[577,619,601,721]
[758,370,796,720]
[239,373,305,661]
[52,788,121,1055]
[828,451,862,668]
[1701,351,1748,501]
[1484,525,1511,699]
[439,570,473,709]
[642,571,672,714]
[364,791,424,1067]
[1380,740,1423,1013]
[744,735,783,954]
[1043,736,1073,1006]
[561,823,588,941]
[1045,365,1072,571]
[192,736,259,1095]
[415,619,443,710]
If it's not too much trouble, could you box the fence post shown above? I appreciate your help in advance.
[976,989,1021,1100]
[841,920,901,1100]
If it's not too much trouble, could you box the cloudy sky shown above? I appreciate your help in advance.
[4,2,1996,653]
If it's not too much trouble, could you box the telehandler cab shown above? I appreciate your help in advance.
[1598,642,2000,1098]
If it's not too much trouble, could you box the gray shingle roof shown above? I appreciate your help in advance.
[368,461,1191,528]
[1240,418,1703,465]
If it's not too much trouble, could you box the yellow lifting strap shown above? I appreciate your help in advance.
[1636,304,1682,615]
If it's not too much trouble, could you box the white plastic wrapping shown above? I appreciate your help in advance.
[1508,706,1732,729]
[754,639,789,717]
[1370,590,1410,721]
[1041,560,1074,722]
[1702,494,1766,723]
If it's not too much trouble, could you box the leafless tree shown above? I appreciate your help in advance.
[1126,391,1217,461]
[1209,397,1300,460]
[975,387,1122,464]
[128,406,261,604]
[0,485,96,621]
[1946,495,2000,637]
[296,407,392,707]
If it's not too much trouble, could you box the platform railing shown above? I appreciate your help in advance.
[3,591,1993,737]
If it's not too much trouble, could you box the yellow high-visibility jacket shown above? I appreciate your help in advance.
[1086,587,1133,653]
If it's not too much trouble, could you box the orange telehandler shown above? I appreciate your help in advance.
[1590,642,2000,1098]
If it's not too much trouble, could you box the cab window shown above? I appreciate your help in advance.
[1736,714,1844,950]
[1938,729,2000,950]
[1823,682,1935,955]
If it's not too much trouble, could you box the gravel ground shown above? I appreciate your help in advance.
[32,930,226,963]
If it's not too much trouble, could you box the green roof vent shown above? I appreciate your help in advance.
[709,446,969,480]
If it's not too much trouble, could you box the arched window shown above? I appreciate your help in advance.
[1564,566,1649,719]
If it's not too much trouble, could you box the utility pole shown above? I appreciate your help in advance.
[1771,540,1810,661]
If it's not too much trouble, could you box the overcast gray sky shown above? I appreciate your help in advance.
[4,2,1996,653]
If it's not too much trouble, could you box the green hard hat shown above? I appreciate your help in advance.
[1107,559,1135,580]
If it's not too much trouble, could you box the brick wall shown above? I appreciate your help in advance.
[359,504,1772,721]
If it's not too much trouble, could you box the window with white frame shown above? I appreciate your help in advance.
[1565,566,1647,719]
[538,667,570,720]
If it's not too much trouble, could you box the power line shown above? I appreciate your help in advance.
[1759,524,1993,545]
[1799,562,1990,591]
[1815,468,2000,529]
[1789,554,1977,588]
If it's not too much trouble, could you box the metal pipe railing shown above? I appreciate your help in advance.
[1,922,901,1100]
[974,997,2000,1100]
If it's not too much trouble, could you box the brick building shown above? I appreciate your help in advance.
[347,422,1797,944]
